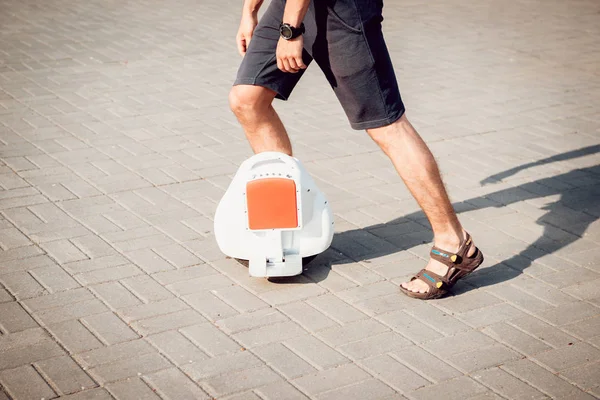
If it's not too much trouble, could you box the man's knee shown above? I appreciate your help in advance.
[367,113,411,152]
[228,85,275,119]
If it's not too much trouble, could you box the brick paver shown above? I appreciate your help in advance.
[1,0,599,398]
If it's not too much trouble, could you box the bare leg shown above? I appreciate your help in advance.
[367,113,475,294]
[229,85,293,155]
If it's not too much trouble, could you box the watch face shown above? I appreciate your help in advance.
[281,24,293,39]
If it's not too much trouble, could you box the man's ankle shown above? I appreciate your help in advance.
[433,228,465,250]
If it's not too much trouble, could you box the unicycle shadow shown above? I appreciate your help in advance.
[304,145,600,292]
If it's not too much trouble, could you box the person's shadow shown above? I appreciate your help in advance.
[304,144,600,293]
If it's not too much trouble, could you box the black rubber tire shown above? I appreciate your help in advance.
[234,254,318,268]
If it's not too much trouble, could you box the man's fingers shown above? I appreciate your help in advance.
[288,58,302,72]
[277,57,284,72]
[295,56,307,69]
[282,58,293,73]
[238,41,246,56]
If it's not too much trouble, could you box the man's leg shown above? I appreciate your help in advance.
[367,114,476,294]
[229,85,293,155]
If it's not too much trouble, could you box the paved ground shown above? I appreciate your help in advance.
[0,0,599,398]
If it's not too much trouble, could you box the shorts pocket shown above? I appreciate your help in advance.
[325,7,375,78]
[326,4,362,33]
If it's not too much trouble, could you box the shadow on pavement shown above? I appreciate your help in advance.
[303,145,600,292]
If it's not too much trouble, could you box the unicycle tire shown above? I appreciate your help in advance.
[234,255,318,268]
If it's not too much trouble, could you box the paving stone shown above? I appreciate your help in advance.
[76,339,156,369]
[293,364,371,395]
[150,264,216,285]
[71,235,117,259]
[560,360,600,392]
[211,285,269,313]
[202,366,282,397]
[403,303,471,335]
[284,335,350,369]
[166,273,235,295]
[389,345,463,384]
[254,381,310,400]
[81,312,139,345]
[316,379,398,400]
[279,301,339,332]
[254,343,317,379]
[304,265,359,293]
[435,290,503,314]
[0,364,57,400]
[234,321,308,348]
[502,359,596,399]
[306,294,368,324]
[180,323,242,357]
[562,316,600,339]
[120,275,173,303]
[63,255,130,275]
[184,290,239,321]
[152,243,203,268]
[41,239,89,264]
[87,352,171,384]
[90,281,143,309]
[377,310,444,343]
[409,376,488,400]
[259,281,328,306]
[215,308,288,334]
[0,288,12,303]
[0,271,48,300]
[182,351,262,381]
[338,331,411,360]
[447,343,522,373]
[482,322,552,355]
[148,328,208,366]
[76,263,143,286]
[533,342,600,372]
[360,354,430,392]
[0,328,66,370]
[459,302,530,328]
[144,367,210,400]
[354,293,415,315]
[29,264,81,292]
[35,355,97,395]
[124,248,176,274]
[0,245,44,263]
[106,378,161,400]
[0,227,30,249]
[132,309,206,335]
[472,367,549,400]
[35,298,108,325]
[508,316,579,348]
[317,318,389,347]
[0,301,38,333]
[536,301,599,326]
[49,319,104,353]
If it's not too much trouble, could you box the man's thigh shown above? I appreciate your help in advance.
[233,0,314,101]
[313,1,405,130]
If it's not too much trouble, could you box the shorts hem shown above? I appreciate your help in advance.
[233,78,290,101]
[349,107,406,130]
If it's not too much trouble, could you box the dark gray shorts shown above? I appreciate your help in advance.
[233,0,405,130]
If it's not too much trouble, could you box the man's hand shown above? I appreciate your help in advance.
[276,36,307,73]
[236,12,258,56]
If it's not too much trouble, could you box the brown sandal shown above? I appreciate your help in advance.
[399,232,484,300]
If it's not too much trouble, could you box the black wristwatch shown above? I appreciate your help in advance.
[279,22,305,40]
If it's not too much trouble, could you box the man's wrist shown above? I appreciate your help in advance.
[242,0,263,16]
[279,22,305,40]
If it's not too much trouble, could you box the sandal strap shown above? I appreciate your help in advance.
[412,269,450,292]
[430,232,473,269]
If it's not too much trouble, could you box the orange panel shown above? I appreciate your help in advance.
[246,178,298,230]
